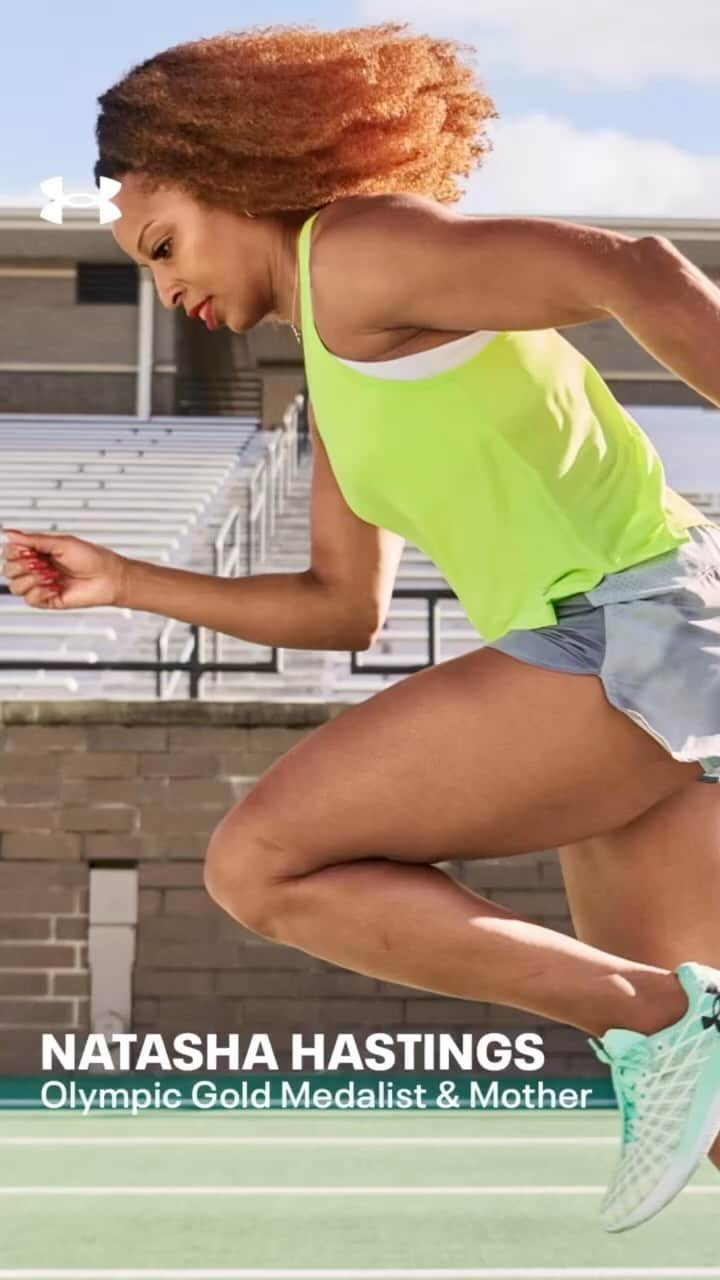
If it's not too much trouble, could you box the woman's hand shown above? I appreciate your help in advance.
[1,529,130,610]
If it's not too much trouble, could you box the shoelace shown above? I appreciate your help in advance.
[590,1037,654,1145]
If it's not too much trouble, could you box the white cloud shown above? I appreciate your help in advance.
[455,114,720,217]
[0,192,44,207]
[359,0,720,86]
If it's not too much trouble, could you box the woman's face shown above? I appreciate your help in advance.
[111,172,295,332]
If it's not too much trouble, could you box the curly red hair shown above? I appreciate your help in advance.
[94,21,499,217]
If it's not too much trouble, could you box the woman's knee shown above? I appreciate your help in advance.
[203,809,295,938]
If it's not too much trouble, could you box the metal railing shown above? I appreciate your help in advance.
[155,398,303,698]
[351,589,456,673]
[208,398,301,580]
[0,586,459,699]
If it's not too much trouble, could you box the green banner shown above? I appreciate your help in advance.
[0,1074,616,1112]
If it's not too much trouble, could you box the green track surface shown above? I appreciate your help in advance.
[0,1110,718,1269]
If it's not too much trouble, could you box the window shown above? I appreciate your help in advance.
[76,262,138,304]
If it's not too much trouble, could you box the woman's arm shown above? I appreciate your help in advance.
[118,557,373,651]
[118,400,405,652]
[323,195,720,408]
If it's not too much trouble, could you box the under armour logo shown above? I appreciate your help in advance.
[701,982,720,1034]
[39,177,122,225]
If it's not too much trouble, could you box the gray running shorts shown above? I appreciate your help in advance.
[487,523,720,782]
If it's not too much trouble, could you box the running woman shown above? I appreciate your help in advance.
[5,23,720,1232]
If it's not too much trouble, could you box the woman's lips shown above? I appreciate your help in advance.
[199,298,217,330]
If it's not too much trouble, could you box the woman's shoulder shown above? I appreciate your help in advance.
[314,190,442,246]
[308,192,445,356]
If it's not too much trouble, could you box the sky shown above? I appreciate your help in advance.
[2,0,720,218]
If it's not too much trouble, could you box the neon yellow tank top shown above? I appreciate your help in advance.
[298,210,707,642]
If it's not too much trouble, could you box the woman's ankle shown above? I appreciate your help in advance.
[587,969,689,1039]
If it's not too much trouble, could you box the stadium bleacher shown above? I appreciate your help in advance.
[0,416,275,698]
[2,410,720,702]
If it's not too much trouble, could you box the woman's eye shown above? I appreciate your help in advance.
[151,239,171,261]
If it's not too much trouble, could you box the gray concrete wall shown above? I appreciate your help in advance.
[0,273,135,363]
[0,268,176,414]
[0,371,175,415]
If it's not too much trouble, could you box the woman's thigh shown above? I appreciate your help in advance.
[211,646,703,876]
[558,780,720,969]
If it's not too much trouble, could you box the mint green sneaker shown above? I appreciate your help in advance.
[588,960,720,1233]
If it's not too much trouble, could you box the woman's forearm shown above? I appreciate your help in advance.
[117,558,373,651]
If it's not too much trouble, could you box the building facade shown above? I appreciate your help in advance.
[1,206,719,423]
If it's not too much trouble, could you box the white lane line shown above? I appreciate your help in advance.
[1,1269,720,1278]
[0,1137,617,1147]
[0,1185,717,1196]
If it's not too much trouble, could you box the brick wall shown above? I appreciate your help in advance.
[0,701,598,1075]
[0,861,89,1073]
